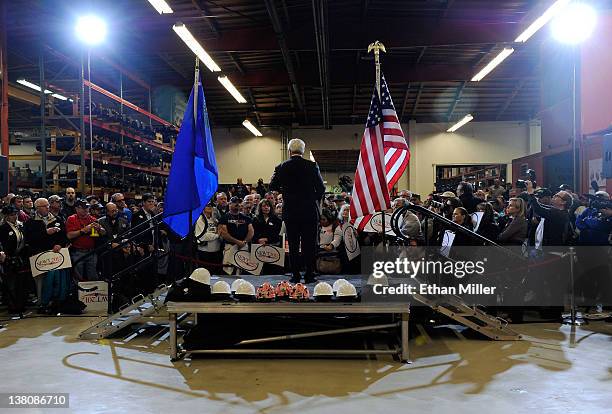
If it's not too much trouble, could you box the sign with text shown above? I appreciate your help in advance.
[363,212,398,235]
[29,248,72,277]
[342,223,361,261]
[223,244,263,275]
[78,281,108,315]
[251,244,285,267]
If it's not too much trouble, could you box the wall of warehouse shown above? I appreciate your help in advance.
[9,120,540,196]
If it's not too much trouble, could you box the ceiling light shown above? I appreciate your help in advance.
[470,48,514,82]
[515,0,572,42]
[551,2,597,44]
[51,93,68,101]
[17,79,51,94]
[218,76,247,103]
[75,15,107,45]
[242,119,262,136]
[447,114,474,132]
[147,0,173,14]
[173,23,221,72]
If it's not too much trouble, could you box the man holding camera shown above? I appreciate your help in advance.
[575,191,612,245]
[525,180,572,246]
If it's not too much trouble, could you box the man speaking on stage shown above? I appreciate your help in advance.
[270,138,325,283]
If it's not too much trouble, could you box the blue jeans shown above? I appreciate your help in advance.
[70,249,98,281]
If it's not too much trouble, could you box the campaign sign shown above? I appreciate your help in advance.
[29,248,72,277]
[251,244,285,267]
[342,223,361,261]
[78,281,108,315]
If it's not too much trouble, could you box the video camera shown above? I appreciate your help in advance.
[516,169,536,190]
[584,194,612,210]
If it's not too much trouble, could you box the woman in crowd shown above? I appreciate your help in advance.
[475,202,500,242]
[450,207,474,246]
[252,199,282,246]
[337,204,351,226]
[497,197,528,245]
[316,208,343,274]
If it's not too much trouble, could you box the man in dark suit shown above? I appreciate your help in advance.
[270,138,325,283]
[0,206,25,315]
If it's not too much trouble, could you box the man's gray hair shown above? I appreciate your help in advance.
[288,138,306,155]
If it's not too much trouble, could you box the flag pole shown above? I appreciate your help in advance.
[368,40,387,245]
[188,57,200,272]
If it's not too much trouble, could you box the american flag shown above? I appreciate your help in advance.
[350,74,410,231]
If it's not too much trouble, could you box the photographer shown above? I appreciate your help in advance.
[525,181,572,247]
[575,192,612,245]
[457,182,484,214]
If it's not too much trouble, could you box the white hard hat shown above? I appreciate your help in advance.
[189,268,211,285]
[313,282,333,297]
[595,190,610,199]
[367,274,388,286]
[211,281,231,295]
[336,282,357,298]
[332,278,349,293]
[231,278,246,292]
[235,281,256,296]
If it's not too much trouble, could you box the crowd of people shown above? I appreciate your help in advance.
[1,170,610,318]
[0,188,171,316]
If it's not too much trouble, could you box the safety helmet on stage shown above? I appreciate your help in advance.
[257,282,276,300]
[367,273,389,286]
[189,268,211,285]
[231,278,246,292]
[275,281,294,298]
[313,282,333,298]
[235,280,256,296]
[211,281,231,295]
[336,282,357,298]
[290,283,310,301]
[332,278,349,293]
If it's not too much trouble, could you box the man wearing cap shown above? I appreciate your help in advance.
[0,206,25,315]
[48,195,64,220]
[66,199,105,280]
[9,195,29,223]
[270,138,325,283]
[219,196,254,249]
[219,196,254,274]
[61,187,77,219]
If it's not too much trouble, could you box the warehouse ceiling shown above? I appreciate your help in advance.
[4,0,570,129]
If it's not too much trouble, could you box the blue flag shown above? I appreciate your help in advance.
[163,75,218,237]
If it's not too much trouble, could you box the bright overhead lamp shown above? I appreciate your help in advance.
[75,15,107,45]
[147,0,173,14]
[51,93,68,101]
[173,23,221,72]
[447,114,474,133]
[470,48,514,82]
[551,2,597,44]
[242,119,262,136]
[514,0,572,42]
[17,79,51,93]
[218,76,247,103]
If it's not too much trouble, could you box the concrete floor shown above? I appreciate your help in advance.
[0,315,611,414]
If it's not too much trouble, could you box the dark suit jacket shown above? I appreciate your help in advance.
[270,155,325,222]
[0,222,26,257]
[23,214,69,255]
[131,210,154,247]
